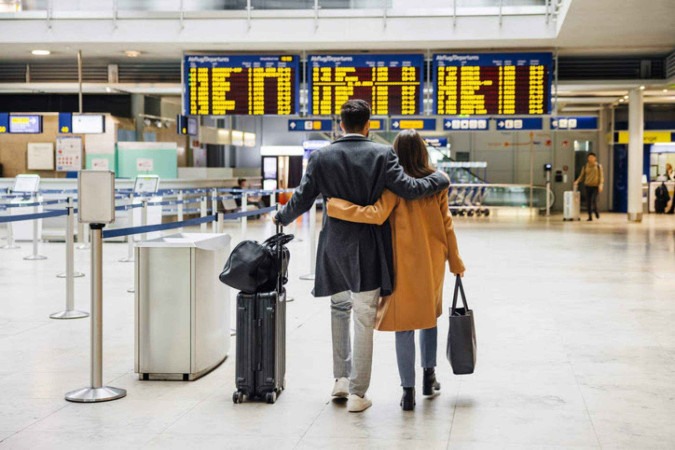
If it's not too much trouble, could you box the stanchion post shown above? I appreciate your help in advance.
[269,189,277,209]
[119,193,135,263]
[211,188,218,233]
[141,199,148,241]
[1,215,20,250]
[57,197,85,278]
[299,201,317,281]
[217,212,224,234]
[200,195,207,233]
[51,199,89,320]
[24,194,47,261]
[241,191,248,236]
[66,224,126,402]
[177,190,184,231]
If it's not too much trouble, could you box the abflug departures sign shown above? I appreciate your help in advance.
[308,54,425,116]
[433,53,553,116]
[183,55,300,116]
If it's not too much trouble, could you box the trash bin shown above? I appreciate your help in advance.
[135,233,231,381]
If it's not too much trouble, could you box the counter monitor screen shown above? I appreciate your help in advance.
[183,54,300,115]
[133,175,160,194]
[308,54,424,116]
[9,115,43,134]
[72,114,105,134]
[433,53,552,115]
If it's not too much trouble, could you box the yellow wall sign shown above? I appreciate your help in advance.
[0,126,6,133]
[369,120,382,130]
[617,131,672,144]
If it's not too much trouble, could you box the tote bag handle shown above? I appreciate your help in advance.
[451,275,469,314]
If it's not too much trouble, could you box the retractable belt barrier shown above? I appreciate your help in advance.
[0,209,67,223]
[102,206,276,240]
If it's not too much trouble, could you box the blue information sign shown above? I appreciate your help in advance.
[495,117,543,130]
[288,119,333,132]
[433,52,553,116]
[308,54,425,116]
[550,116,598,130]
[0,113,8,134]
[183,54,300,116]
[390,118,436,131]
[424,137,449,147]
[58,112,72,133]
[443,117,490,131]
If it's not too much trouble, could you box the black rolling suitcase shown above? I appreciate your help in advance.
[231,225,292,404]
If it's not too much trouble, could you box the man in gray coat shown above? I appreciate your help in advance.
[274,100,449,412]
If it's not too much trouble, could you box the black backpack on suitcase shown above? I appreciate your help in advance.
[655,182,670,214]
[225,225,293,404]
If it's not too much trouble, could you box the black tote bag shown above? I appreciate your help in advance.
[446,275,476,375]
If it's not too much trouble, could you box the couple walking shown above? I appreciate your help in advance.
[274,100,465,412]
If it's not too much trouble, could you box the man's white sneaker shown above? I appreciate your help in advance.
[347,394,372,412]
[331,377,349,398]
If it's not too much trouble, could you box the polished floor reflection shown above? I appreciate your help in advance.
[0,213,674,449]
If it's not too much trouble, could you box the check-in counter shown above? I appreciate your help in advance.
[135,233,230,381]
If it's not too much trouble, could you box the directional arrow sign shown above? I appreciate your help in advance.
[496,117,542,130]
[389,118,436,131]
[288,119,332,132]
[443,118,489,131]
[550,116,597,130]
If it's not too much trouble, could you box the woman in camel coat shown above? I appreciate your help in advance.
[326,129,465,411]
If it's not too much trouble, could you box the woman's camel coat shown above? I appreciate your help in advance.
[327,189,465,332]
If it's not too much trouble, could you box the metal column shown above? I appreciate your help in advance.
[66,224,126,403]
[627,88,644,222]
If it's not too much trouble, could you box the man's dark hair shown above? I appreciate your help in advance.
[237,178,246,187]
[588,152,597,158]
[340,99,371,133]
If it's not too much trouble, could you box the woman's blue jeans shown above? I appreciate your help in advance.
[395,327,437,388]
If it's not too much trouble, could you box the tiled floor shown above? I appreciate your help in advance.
[0,213,674,449]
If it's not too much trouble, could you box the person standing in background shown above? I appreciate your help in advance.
[574,152,604,221]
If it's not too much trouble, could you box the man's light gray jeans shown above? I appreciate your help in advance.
[331,288,380,397]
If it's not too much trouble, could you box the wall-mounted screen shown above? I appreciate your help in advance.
[308,54,424,116]
[9,115,43,134]
[433,53,552,116]
[187,116,198,136]
[72,114,105,134]
[183,54,300,115]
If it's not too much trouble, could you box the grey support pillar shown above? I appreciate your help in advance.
[131,94,145,141]
[627,88,644,222]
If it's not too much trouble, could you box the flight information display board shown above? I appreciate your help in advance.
[183,55,300,115]
[308,54,424,116]
[433,53,552,116]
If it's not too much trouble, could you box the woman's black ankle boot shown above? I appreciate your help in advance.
[401,387,415,411]
[423,368,441,396]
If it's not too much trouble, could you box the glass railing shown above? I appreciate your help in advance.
[0,0,550,13]
[448,183,554,210]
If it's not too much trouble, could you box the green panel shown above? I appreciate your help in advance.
[116,144,178,179]
[85,153,117,173]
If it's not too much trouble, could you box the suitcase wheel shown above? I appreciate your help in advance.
[233,391,244,404]
[265,391,277,404]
